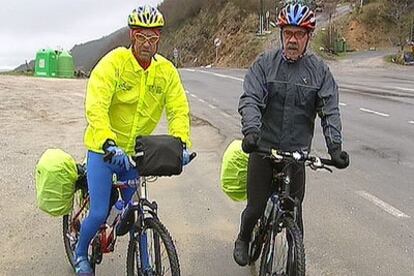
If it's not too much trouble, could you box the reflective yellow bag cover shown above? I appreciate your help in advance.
[35,149,78,216]
[220,140,249,202]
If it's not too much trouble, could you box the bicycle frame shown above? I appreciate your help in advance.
[69,176,159,270]
[264,161,301,226]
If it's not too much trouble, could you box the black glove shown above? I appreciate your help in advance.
[329,147,350,169]
[242,132,259,153]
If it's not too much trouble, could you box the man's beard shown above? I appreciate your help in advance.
[287,43,299,51]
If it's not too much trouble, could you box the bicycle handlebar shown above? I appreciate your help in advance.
[254,147,334,172]
[103,150,197,168]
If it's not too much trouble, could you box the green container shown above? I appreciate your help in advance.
[335,40,347,53]
[35,49,58,77]
[57,50,74,78]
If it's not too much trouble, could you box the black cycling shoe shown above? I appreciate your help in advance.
[233,237,249,266]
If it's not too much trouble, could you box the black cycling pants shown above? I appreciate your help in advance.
[238,152,305,242]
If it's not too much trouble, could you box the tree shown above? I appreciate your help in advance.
[386,0,410,51]
[324,0,340,51]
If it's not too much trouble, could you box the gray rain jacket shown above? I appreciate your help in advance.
[238,49,342,153]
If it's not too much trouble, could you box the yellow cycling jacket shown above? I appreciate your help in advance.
[84,47,191,154]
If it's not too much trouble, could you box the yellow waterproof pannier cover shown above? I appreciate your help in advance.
[35,149,78,216]
[220,140,249,202]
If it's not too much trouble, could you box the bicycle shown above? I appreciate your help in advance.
[247,148,334,276]
[63,149,196,275]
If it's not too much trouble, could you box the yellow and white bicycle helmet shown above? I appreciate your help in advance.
[128,5,165,29]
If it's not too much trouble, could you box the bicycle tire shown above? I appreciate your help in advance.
[62,189,89,271]
[126,217,180,276]
[62,215,76,269]
[259,217,305,276]
[248,222,263,264]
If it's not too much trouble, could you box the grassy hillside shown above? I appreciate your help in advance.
[70,28,129,72]
[158,0,278,68]
[333,0,413,51]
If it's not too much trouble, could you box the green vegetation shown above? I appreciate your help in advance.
[310,30,337,60]
[158,1,273,67]
[0,70,33,76]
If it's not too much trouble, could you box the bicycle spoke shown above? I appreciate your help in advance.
[273,228,288,274]
[127,218,179,276]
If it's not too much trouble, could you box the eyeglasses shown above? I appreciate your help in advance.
[282,30,308,40]
[134,33,160,44]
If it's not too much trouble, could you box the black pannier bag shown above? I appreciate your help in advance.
[134,135,183,176]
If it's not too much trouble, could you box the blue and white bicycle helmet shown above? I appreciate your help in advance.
[277,2,316,31]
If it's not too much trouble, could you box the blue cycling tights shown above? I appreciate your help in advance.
[75,151,137,258]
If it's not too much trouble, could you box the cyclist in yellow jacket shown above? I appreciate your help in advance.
[74,5,191,275]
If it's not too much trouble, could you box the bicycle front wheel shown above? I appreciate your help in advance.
[126,217,180,276]
[259,217,305,276]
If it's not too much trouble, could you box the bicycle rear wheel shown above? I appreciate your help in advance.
[259,217,305,276]
[62,188,89,270]
[126,217,180,276]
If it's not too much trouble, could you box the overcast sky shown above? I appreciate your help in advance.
[0,0,162,70]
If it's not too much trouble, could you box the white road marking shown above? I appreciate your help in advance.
[339,102,347,106]
[356,191,410,218]
[220,112,231,118]
[394,87,414,92]
[190,94,197,98]
[208,104,217,109]
[186,69,244,82]
[185,90,189,94]
[359,107,390,117]
[212,72,244,82]
[183,69,196,72]
[198,99,206,103]
[409,121,414,124]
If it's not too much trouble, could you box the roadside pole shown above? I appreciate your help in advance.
[258,0,264,35]
[173,47,179,68]
[213,38,222,66]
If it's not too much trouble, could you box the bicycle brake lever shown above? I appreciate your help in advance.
[308,163,318,171]
[323,166,333,173]
[189,152,197,162]
[128,156,136,168]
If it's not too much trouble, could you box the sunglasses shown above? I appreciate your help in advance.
[134,33,160,44]
[282,30,308,40]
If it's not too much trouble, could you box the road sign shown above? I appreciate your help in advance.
[214,38,222,47]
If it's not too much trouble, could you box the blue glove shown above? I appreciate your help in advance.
[182,148,191,166]
[105,146,131,171]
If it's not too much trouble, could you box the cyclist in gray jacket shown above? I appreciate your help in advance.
[233,2,350,266]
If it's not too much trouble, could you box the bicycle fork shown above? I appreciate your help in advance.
[137,203,159,274]
[264,195,289,274]
[140,232,151,271]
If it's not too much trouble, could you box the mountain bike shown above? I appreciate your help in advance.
[63,150,196,275]
[247,149,334,276]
